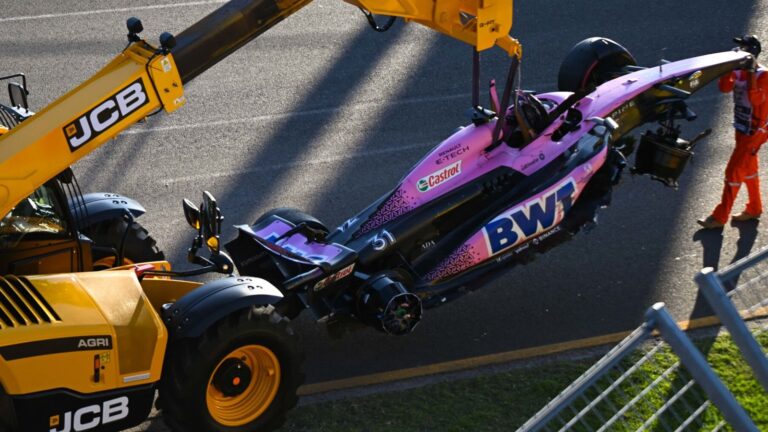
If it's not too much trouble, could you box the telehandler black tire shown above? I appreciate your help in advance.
[82,217,164,269]
[0,384,15,432]
[159,305,304,432]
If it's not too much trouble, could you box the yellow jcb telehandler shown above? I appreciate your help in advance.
[0,0,517,430]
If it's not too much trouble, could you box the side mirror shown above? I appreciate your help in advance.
[182,199,201,230]
[8,82,28,110]
[201,191,222,254]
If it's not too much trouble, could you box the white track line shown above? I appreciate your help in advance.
[123,91,477,135]
[0,1,226,23]
[163,140,435,184]
[124,89,725,136]
[154,90,729,183]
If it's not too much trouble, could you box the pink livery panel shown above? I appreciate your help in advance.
[425,146,608,281]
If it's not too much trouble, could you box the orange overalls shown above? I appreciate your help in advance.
[711,67,768,224]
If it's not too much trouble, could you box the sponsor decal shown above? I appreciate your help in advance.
[507,226,563,255]
[259,224,333,262]
[313,264,355,291]
[689,70,702,89]
[0,336,113,361]
[483,179,576,255]
[49,396,129,432]
[521,152,546,170]
[513,243,530,254]
[337,216,358,233]
[63,78,149,151]
[435,144,470,164]
[610,99,635,121]
[532,225,562,245]
[78,337,111,349]
[417,161,461,193]
[262,231,282,243]
[478,19,496,28]
[160,57,173,73]
[370,230,395,251]
[279,242,328,263]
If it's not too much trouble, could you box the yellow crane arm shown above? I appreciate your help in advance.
[344,0,520,57]
[0,0,316,218]
[0,0,517,218]
[0,42,185,218]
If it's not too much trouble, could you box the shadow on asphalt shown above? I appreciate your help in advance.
[690,219,759,326]
[150,0,761,385]
[85,0,766,391]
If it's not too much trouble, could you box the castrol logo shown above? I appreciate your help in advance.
[417,161,462,193]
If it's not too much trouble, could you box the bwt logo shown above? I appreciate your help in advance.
[483,179,576,255]
[63,78,149,151]
[49,396,129,432]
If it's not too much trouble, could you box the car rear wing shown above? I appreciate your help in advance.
[226,216,357,291]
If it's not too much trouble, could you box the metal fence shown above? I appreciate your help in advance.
[518,246,768,432]
[697,247,768,393]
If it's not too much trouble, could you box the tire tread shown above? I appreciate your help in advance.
[160,306,303,432]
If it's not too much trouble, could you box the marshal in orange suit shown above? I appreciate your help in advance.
[699,36,768,229]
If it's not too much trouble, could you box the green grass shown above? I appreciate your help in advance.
[280,331,768,431]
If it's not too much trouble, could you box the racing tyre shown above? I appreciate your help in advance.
[160,305,304,432]
[558,37,637,93]
[254,207,329,234]
[82,217,164,269]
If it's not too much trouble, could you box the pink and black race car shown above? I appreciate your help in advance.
[176,37,756,336]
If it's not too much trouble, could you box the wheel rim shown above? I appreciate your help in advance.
[206,345,281,426]
[92,256,135,270]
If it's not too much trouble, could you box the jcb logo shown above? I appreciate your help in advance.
[63,78,149,151]
[49,396,129,432]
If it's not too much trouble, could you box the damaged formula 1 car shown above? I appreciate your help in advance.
[184,37,756,337]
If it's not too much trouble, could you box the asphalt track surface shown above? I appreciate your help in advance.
[3,0,768,402]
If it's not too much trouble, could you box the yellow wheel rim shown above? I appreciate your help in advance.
[93,256,134,270]
[206,345,281,427]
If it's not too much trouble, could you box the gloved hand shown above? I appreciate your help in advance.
[747,55,758,73]
[734,35,762,73]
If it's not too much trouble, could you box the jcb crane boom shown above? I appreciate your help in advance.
[0,0,519,219]
[0,2,519,430]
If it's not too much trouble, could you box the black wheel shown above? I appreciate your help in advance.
[254,208,328,234]
[0,384,15,432]
[558,37,637,93]
[82,217,164,269]
[160,306,303,432]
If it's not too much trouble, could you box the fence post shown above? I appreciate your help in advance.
[647,302,758,432]
[695,268,768,393]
